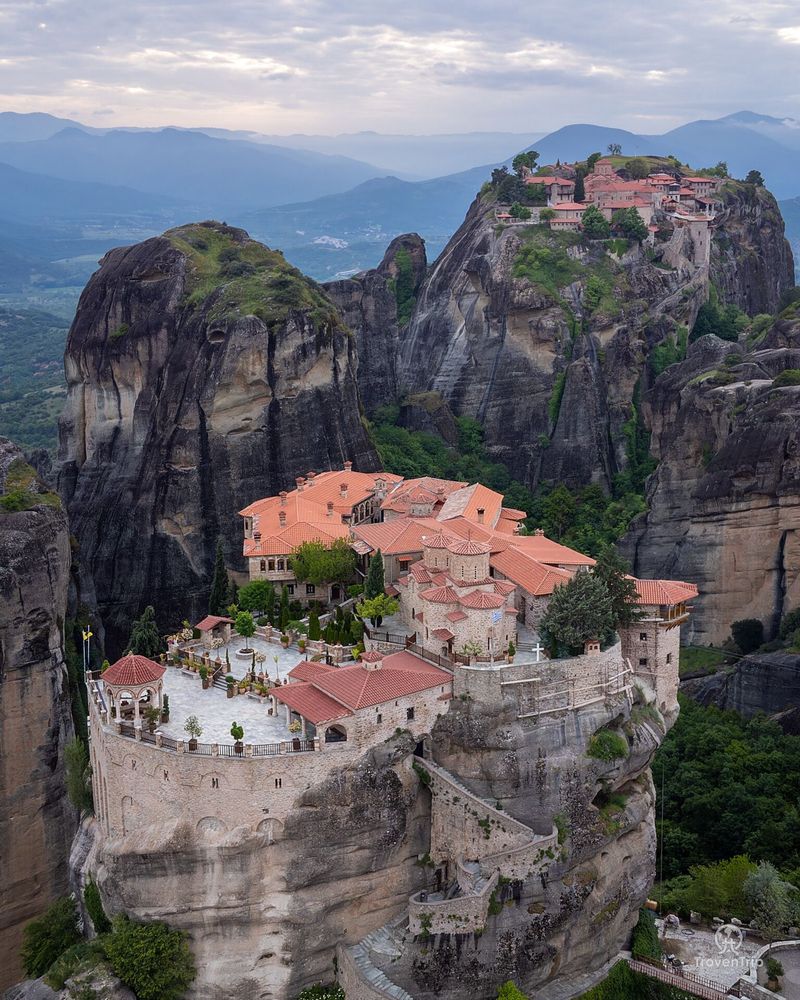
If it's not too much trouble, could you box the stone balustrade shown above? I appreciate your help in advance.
[408,869,499,935]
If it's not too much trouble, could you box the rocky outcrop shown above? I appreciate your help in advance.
[0,440,76,991]
[710,183,795,315]
[623,313,800,643]
[390,197,714,492]
[57,222,379,653]
[682,651,800,722]
[325,234,427,416]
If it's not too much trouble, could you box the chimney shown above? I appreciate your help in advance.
[476,507,485,524]
[360,650,383,670]
[307,471,316,480]
[279,491,287,507]
[327,501,334,518]
[296,476,305,492]
[343,460,352,472]
[253,530,261,541]
[340,482,348,499]
[279,511,286,527]
[535,528,545,537]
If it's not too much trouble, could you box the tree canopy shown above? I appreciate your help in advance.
[234,611,256,641]
[511,151,539,177]
[612,207,648,243]
[592,547,641,629]
[290,538,356,586]
[104,915,196,1000]
[745,169,765,186]
[540,573,615,654]
[625,157,649,179]
[21,897,81,978]
[238,579,275,616]
[365,549,386,599]
[128,606,162,659]
[356,593,399,628]
[581,203,611,239]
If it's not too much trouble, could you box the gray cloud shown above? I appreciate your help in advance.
[0,0,797,132]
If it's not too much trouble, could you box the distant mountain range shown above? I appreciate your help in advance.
[0,109,797,296]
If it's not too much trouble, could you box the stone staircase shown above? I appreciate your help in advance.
[346,915,413,1000]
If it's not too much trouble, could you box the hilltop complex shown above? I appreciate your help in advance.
[84,462,698,1000]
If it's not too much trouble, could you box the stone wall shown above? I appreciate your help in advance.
[407,870,498,935]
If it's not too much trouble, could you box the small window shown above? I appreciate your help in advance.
[274,778,282,789]
[260,560,266,572]
[376,713,382,724]
[268,559,275,571]
[406,707,415,721]
[277,559,284,570]
[287,584,294,595]
[211,777,219,789]
[666,653,672,664]
[639,632,647,642]
[639,658,648,667]
[306,583,315,595]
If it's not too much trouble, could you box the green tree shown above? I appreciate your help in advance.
[607,143,622,156]
[234,611,256,649]
[731,618,764,653]
[497,982,529,1000]
[127,606,162,659]
[279,585,290,630]
[592,547,642,629]
[208,538,230,615]
[612,207,648,243]
[230,721,244,742]
[365,549,386,599]
[512,150,539,177]
[509,201,532,220]
[541,484,576,540]
[291,538,357,587]
[540,207,556,222]
[308,606,322,641]
[586,151,602,172]
[580,203,611,239]
[540,573,615,654]
[21,897,81,978]
[744,862,793,946]
[104,915,195,1000]
[238,579,275,614]
[356,593,399,628]
[65,737,93,813]
[625,157,649,179]
[83,880,111,934]
[573,169,586,202]
[745,169,764,186]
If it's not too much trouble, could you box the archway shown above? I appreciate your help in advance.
[324,724,348,744]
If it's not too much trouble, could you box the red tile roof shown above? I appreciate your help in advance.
[446,537,491,555]
[194,615,233,631]
[274,683,351,725]
[287,660,336,682]
[459,590,506,609]
[490,548,573,597]
[419,585,460,604]
[103,654,165,688]
[432,628,455,640]
[307,650,451,711]
[633,578,699,605]
[360,650,383,662]
[446,610,468,623]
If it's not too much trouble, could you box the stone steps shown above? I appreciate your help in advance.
[349,914,413,1000]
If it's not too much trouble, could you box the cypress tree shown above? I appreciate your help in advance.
[279,586,290,630]
[128,606,162,659]
[573,169,585,203]
[209,539,230,615]
[308,607,321,641]
[365,549,385,599]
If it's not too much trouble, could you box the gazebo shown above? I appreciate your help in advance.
[102,653,166,725]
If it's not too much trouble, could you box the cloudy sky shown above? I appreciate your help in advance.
[2,0,799,134]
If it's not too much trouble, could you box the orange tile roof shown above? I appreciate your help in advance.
[273,683,351,725]
[420,585,460,604]
[308,650,451,711]
[103,654,165,687]
[459,590,506,609]
[633,578,699,605]
[194,615,233,631]
[446,537,492,555]
[489,548,573,597]
[446,610,468,623]
[438,483,504,527]
[432,628,455,640]
[287,660,337,682]
[511,534,595,566]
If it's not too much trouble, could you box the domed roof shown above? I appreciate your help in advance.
[422,533,453,549]
[103,653,165,687]
[459,590,506,609]
[446,537,491,555]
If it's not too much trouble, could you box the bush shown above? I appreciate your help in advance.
[104,915,195,1000]
[21,896,81,977]
[587,729,628,761]
[731,618,764,654]
[631,908,661,959]
[774,369,800,387]
[779,607,800,640]
[44,939,104,990]
[83,880,111,934]
[766,956,785,980]
[295,986,346,1000]
[65,737,93,813]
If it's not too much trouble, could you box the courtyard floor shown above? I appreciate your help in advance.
[188,634,307,683]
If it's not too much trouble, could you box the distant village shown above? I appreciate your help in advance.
[495,151,722,247]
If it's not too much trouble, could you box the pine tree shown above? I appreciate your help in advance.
[365,549,386,599]
[128,606,162,659]
[592,547,642,629]
[208,539,230,615]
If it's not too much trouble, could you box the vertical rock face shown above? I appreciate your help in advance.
[57,222,379,652]
[0,440,76,990]
[325,234,427,416]
[622,313,800,642]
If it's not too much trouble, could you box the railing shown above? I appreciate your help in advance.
[288,739,315,753]
[186,742,214,755]
[217,743,243,757]
[405,642,454,672]
[252,743,282,756]
[628,959,726,999]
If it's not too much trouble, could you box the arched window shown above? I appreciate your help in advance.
[260,560,266,572]
[325,724,348,743]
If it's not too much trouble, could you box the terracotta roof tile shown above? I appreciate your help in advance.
[288,660,337,682]
[459,590,506,609]
[194,615,233,631]
[420,585,460,604]
[273,682,351,724]
[633,578,699,605]
[103,654,165,687]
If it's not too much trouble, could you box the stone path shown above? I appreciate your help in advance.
[533,953,628,1000]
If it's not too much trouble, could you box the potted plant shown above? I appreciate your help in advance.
[144,705,160,733]
[507,640,516,663]
[288,720,302,734]
[226,674,236,699]
[199,664,209,689]
[231,721,244,754]
[161,694,170,723]
[298,637,307,653]
[184,715,202,751]
[280,633,290,648]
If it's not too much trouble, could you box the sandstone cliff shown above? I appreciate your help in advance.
[682,651,800,723]
[58,222,379,652]
[623,310,800,643]
[0,440,76,990]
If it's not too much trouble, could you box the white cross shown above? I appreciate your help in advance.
[532,643,544,663]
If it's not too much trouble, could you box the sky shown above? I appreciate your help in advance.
[1,0,800,134]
